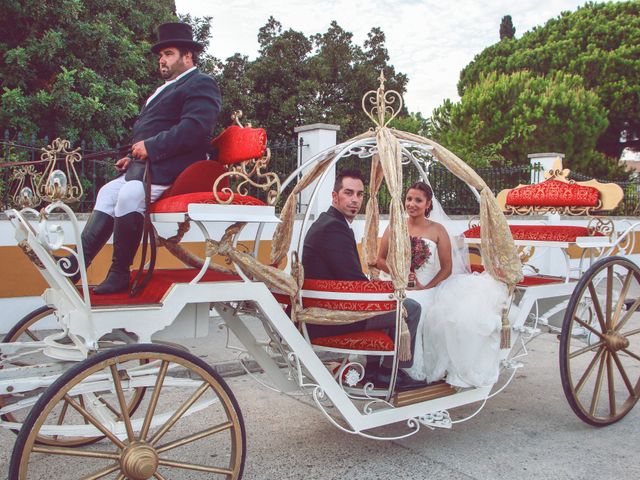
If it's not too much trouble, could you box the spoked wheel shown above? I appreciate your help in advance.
[560,256,640,426]
[1,307,146,447]
[9,343,246,479]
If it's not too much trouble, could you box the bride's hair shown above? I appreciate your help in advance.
[407,181,433,217]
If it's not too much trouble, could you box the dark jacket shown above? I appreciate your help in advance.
[133,69,221,185]
[301,206,368,281]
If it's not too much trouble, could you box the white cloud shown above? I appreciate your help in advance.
[175,0,623,116]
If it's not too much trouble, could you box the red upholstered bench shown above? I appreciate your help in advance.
[86,269,241,307]
[274,279,398,353]
[470,264,566,287]
[150,124,270,214]
[463,224,604,243]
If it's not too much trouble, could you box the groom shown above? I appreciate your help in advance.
[302,169,423,389]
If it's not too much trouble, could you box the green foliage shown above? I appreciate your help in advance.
[0,0,178,147]
[389,112,430,136]
[217,18,408,140]
[499,15,516,40]
[458,1,640,160]
[429,70,626,178]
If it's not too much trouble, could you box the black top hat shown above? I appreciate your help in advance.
[151,22,204,54]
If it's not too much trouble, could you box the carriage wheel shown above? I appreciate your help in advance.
[1,306,146,447]
[560,256,640,426]
[9,343,246,479]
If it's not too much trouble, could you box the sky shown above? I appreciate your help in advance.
[174,0,623,116]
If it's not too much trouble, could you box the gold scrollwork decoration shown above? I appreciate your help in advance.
[361,71,403,128]
[11,165,42,208]
[36,138,84,204]
[504,201,602,216]
[587,216,615,239]
[213,148,281,206]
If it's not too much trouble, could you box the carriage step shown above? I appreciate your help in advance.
[393,381,457,407]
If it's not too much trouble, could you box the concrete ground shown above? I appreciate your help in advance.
[1,319,638,479]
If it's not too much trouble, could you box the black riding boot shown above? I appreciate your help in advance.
[92,212,143,295]
[60,211,114,283]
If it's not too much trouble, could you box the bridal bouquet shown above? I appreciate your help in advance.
[409,237,432,287]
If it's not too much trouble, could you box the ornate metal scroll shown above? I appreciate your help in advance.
[362,71,403,128]
[213,148,281,206]
[10,165,42,208]
[36,138,83,203]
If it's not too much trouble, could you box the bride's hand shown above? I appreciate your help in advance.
[407,272,424,290]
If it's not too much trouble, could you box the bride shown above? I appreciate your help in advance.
[376,181,508,388]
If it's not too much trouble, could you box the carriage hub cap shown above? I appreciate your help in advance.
[120,441,159,479]
[603,331,629,352]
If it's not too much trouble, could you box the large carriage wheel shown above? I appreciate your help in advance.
[560,256,640,426]
[1,306,146,447]
[9,343,246,479]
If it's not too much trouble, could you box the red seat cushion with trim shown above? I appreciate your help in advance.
[506,179,599,207]
[301,279,396,312]
[87,269,241,307]
[159,160,228,199]
[311,330,394,351]
[150,191,266,213]
[211,125,267,165]
[470,264,565,286]
[463,225,603,242]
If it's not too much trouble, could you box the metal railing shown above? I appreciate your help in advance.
[2,135,639,216]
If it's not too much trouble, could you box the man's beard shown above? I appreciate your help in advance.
[160,58,185,80]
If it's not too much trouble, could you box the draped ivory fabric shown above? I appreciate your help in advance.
[362,154,385,280]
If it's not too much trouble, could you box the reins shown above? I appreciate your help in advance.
[129,160,157,297]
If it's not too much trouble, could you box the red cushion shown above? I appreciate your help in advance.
[211,125,267,165]
[302,279,394,293]
[301,298,396,312]
[470,265,564,287]
[312,330,394,351]
[160,160,228,199]
[506,179,599,207]
[87,269,241,306]
[301,279,396,312]
[463,225,603,242]
[150,191,266,213]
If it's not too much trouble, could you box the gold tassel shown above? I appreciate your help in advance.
[398,318,412,362]
[499,304,511,349]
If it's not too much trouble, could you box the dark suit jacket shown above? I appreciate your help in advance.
[301,206,368,281]
[132,69,221,185]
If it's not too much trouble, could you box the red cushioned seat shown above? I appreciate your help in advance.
[463,225,603,242]
[311,330,394,351]
[506,179,599,207]
[470,264,564,286]
[86,269,241,307]
[158,160,228,200]
[301,279,396,312]
[211,125,267,165]
[150,191,266,213]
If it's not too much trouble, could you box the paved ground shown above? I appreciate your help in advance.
[1,319,638,479]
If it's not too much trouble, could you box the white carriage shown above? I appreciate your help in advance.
[1,79,638,479]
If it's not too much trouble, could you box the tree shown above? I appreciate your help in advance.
[0,0,178,148]
[430,71,622,178]
[499,15,516,40]
[216,18,408,140]
[458,1,640,161]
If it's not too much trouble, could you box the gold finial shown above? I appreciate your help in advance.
[362,70,403,128]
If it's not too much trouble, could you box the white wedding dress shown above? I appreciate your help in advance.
[403,237,508,388]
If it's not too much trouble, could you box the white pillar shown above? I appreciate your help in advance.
[528,152,564,184]
[294,123,340,217]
